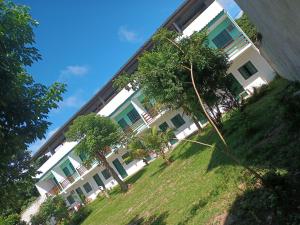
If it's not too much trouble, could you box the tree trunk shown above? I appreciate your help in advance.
[191,115,202,132]
[96,152,128,192]
[188,63,265,183]
[160,150,171,165]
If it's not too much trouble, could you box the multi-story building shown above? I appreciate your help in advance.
[32,0,275,211]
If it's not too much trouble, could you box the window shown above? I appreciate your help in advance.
[122,152,133,165]
[79,152,87,162]
[83,182,92,193]
[238,61,258,79]
[127,108,140,123]
[67,195,75,205]
[159,122,169,132]
[93,174,105,187]
[212,29,233,49]
[226,73,244,96]
[101,169,111,180]
[171,114,185,129]
[75,187,84,197]
[118,118,129,129]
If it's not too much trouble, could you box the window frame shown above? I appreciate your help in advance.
[83,182,93,193]
[101,169,111,180]
[238,61,258,80]
[171,114,186,129]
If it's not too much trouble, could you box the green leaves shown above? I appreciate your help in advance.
[65,113,122,162]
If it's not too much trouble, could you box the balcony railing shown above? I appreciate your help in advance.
[59,172,79,189]
[48,185,61,196]
[123,118,146,134]
[223,34,250,59]
[141,107,159,124]
[76,164,89,176]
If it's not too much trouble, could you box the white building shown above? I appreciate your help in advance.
[25,0,275,222]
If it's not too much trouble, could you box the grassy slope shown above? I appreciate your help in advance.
[81,78,300,225]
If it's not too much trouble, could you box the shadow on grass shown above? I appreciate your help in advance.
[126,211,169,225]
[224,172,300,225]
[176,198,209,225]
[149,162,168,177]
[126,168,147,185]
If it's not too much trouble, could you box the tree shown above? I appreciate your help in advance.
[114,30,239,129]
[236,13,258,43]
[65,113,128,192]
[0,1,66,216]
[139,127,174,165]
[115,29,264,182]
[127,136,150,165]
[30,196,69,225]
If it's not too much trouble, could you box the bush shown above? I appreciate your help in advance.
[66,207,91,225]
[0,214,26,225]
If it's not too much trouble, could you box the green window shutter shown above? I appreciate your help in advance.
[67,195,75,205]
[238,61,258,79]
[212,29,233,49]
[101,169,111,180]
[127,108,140,123]
[79,152,87,162]
[83,182,93,193]
[68,162,76,174]
[118,118,129,129]
[171,114,186,129]
[226,73,244,97]
[93,173,105,187]
[159,122,169,132]
[62,167,71,177]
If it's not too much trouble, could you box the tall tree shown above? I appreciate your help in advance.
[65,113,129,192]
[115,28,263,182]
[0,1,66,216]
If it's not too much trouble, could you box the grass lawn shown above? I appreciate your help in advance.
[81,78,300,225]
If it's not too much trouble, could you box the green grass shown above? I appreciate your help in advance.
[81,78,300,225]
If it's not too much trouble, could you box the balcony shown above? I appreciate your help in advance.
[76,164,90,176]
[223,34,250,60]
[141,107,159,124]
[123,118,146,134]
[48,185,61,196]
[59,172,79,189]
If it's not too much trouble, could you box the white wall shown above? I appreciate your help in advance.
[227,46,275,93]
[235,0,300,81]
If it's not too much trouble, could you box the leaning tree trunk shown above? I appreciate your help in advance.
[96,152,128,192]
[188,63,265,183]
[160,149,171,165]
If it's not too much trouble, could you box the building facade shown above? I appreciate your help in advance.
[31,0,275,213]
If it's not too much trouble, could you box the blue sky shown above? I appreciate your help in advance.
[15,0,241,153]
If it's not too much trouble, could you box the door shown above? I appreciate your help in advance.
[112,158,128,178]
[93,173,105,187]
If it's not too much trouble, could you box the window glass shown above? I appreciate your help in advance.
[122,152,133,165]
[75,187,84,197]
[101,169,111,180]
[118,118,129,129]
[226,73,244,96]
[171,114,186,129]
[159,122,169,132]
[93,174,105,187]
[212,29,233,49]
[67,195,75,205]
[127,108,141,123]
[83,182,92,193]
[79,152,87,162]
[238,61,258,79]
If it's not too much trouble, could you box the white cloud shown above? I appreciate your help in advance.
[29,128,59,153]
[118,26,141,43]
[60,95,84,108]
[58,65,89,81]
